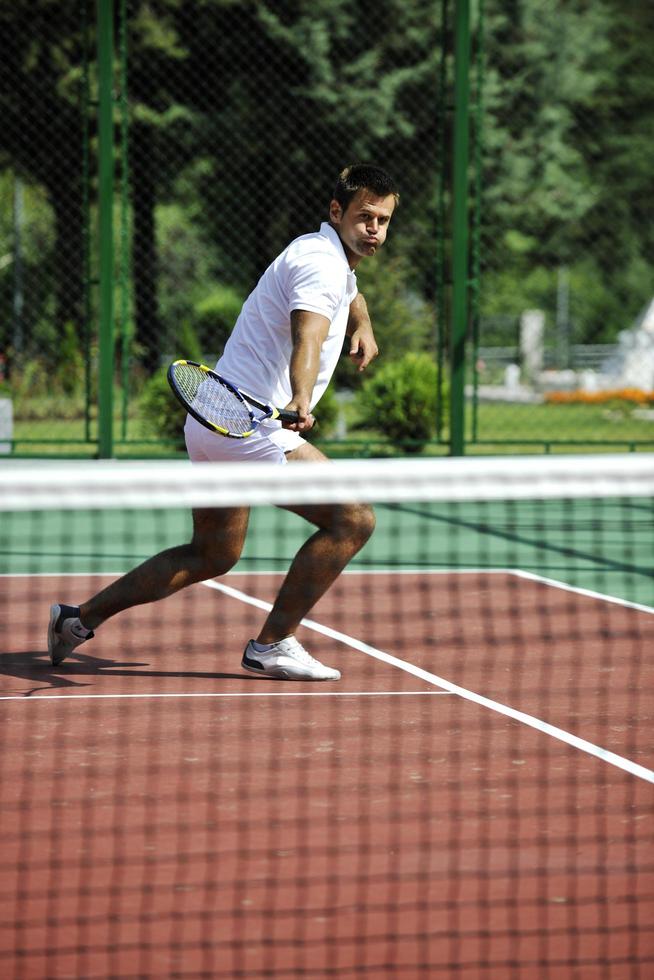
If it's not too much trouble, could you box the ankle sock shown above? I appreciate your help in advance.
[251,640,275,653]
[59,605,93,638]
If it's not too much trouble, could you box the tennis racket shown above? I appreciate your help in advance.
[167,359,300,439]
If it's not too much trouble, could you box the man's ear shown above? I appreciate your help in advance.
[329,199,343,224]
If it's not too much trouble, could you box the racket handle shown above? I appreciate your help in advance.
[278,409,301,424]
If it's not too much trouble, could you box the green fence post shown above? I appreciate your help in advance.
[81,0,93,445]
[97,0,115,458]
[435,0,449,444]
[470,0,485,445]
[118,0,132,442]
[450,0,471,456]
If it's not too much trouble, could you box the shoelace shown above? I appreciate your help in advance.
[276,638,319,666]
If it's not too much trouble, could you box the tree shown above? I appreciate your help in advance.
[478,0,653,343]
[0,1,87,355]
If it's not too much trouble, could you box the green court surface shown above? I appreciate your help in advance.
[2,497,652,609]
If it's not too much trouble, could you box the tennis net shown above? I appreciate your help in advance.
[1,454,653,978]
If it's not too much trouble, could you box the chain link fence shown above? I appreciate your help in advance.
[471,0,654,450]
[1,0,652,456]
[121,0,446,456]
[0,1,95,454]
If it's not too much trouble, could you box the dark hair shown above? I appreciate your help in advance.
[332,164,400,213]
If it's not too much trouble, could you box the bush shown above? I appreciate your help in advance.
[191,285,244,360]
[139,367,186,448]
[174,320,204,364]
[138,368,340,450]
[355,352,445,453]
[156,201,220,344]
[305,383,339,442]
[53,322,87,396]
[333,252,436,390]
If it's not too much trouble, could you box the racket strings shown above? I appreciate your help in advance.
[177,365,254,435]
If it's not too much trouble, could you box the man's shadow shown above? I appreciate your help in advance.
[0,649,272,695]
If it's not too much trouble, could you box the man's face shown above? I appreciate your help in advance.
[330,188,396,268]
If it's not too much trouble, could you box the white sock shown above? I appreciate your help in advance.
[251,640,275,653]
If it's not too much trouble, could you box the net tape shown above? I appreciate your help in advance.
[2,453,653,511]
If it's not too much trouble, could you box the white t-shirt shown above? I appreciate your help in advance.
[216,222,357,411]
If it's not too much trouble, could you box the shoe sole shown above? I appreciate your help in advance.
[240,660,340,682]
[48,604,65,666]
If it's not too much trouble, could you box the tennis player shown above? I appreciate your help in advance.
[48,164,399,681]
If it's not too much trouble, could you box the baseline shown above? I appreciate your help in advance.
[0,690,450,702]
[3,567,651,614]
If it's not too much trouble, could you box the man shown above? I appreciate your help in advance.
[48,164,399,681]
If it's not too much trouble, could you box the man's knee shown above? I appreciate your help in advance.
[189,534,242,579]
[339,503,376,549]
[190,507,248,578]
[358,503,376,543]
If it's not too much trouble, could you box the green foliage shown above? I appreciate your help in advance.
[139,368,186,448]
[53,322,86,396]
[477,0,653,340]
[156,201,219,348]
[355,352,445,453]
[480,254,649,346]
[175,320,203,364]
[7,359,48,405]
[0,172,58,358]
[137,368,340,450]
[190,285,244,361]
[1,321,90,419]
[2,0,654,455]
[305,383,339,442]
[334,252,436,390]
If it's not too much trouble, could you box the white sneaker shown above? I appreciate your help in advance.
[48,603,94,666]
[241,636,341,681]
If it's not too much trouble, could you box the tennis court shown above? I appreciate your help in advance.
[1,457,653,978]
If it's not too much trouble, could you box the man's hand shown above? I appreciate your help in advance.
[348,324,379,372]
[282,396,315,432]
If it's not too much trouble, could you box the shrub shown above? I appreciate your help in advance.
[355,352,445,453]
[173,319,204,365]
[333,252,436,390]
[191,285,244,359]
[305,383,339,442]
[139,367,186,449]
[53,322,87,396]
[138,369,340,451]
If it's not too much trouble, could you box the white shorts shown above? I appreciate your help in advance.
[184,414,306,464]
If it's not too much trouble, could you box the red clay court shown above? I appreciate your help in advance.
[1,457,653,977]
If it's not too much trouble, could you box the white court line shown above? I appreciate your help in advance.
[3,567,653,616]
[0,690,448,702]
[203,579,654,785]
[3,569,651,780]
[508,568,654,614]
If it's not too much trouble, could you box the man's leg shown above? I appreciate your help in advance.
[255,443,375,644]
[49,507,249,665]
[80,506,250,628]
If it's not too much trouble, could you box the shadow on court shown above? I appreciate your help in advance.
[0,649,274,693]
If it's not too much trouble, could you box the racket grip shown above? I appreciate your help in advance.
[278,409,301,424]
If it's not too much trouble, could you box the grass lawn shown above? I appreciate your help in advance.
[470,400,654,450]
[7,397,654,457]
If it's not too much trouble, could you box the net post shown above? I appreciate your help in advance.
[97,0,115,459]
[450,0,471,457]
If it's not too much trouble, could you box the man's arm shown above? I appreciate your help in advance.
[284,309,331,431]
[346,292,379,372]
